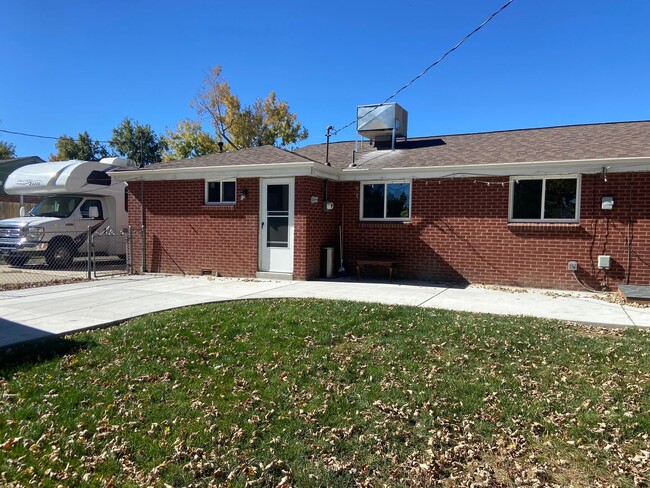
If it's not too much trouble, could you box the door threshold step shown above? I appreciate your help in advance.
[256,272,294,281]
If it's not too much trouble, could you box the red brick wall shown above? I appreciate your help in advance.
[293,177,340,280]
[129,176,340,280]
[342,173,650,290]
[128,179,259,277]
[129,172,650,290]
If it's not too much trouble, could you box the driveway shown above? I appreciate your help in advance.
[1,274,649,348]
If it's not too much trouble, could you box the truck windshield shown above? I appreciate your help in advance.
[28,197,83,218]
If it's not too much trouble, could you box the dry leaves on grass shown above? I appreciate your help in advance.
[1,300,649,486]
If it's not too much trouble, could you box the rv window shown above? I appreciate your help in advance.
[29,197,83,218]
[87,170,112,186]
[80,200,104,220]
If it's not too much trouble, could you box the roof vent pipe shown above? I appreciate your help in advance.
[325,125,333,166]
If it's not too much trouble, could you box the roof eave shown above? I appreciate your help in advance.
[110,161,341,182]
[110,156,650,183]
[340,156,650,180]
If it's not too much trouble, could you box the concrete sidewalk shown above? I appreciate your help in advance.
[1,274,649,348]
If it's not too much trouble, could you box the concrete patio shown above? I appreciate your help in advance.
[1,274,648,348]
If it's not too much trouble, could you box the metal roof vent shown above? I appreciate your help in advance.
[357,103,408,149]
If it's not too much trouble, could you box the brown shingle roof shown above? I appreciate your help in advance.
[117,121,650,174]
[124,144,314,171]
[294,121,650,170]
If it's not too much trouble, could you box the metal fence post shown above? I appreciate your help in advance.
[141,224,146,273]
[86,226,92,279]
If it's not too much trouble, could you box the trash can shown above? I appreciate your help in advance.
[321,247,335,278]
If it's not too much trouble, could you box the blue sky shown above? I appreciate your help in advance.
[1,0,649,159]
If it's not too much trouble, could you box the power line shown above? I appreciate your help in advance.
[2,1,515,146]
[0,128,112,144]
[332,0,516,136]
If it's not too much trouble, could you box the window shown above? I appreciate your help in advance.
[360,181,411,220]
[86,170,111,186]
[509,176,580,222]
[205,180,236,205]
[80,199,104,220]
[29,196,82,218]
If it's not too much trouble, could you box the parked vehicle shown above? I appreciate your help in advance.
[0,158,134,268]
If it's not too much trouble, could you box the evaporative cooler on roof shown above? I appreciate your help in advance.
[356,103,408,149]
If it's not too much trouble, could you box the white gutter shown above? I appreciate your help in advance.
[110,161,341,182]
[341,156,650,180]
[110,156,650,183]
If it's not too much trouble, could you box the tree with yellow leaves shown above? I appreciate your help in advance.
[192,65,308,151]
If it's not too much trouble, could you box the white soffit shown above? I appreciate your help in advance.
[110,157,650,182]
[110,162,341,182]
[341,157,650,180]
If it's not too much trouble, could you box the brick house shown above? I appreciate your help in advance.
[112,119,650,291]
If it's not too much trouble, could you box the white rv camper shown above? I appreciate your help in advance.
[0,157,134,268]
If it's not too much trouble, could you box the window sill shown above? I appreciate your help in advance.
[359,220,412,229]
[202,204,236,210]
[508,221,581,230]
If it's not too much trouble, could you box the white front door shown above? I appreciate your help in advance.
[260,178,294,273]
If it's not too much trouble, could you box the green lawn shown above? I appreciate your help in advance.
[1,299,649,486]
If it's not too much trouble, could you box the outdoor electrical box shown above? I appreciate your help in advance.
[567,261,578,271]
[598,255,611,269]
[601,196,614,210]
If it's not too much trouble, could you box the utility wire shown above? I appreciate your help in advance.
[0,128,112,144]
[1,2,515,145]
[332,0,515,136]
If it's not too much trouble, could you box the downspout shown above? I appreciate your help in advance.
[626,174,634,284]
[324,179,328,203]
[140,180,146,273]
[324,125,333,212]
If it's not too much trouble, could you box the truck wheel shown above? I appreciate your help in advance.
[45,242,74,268]
[4,255,30,267]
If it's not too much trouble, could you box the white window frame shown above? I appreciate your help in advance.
[508,175,581,223]
[359,180,412,221]
[205,179,237,205]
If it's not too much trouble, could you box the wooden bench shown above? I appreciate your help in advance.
[356,259,398,282]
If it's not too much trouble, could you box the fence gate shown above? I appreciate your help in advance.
[0,227,133,292]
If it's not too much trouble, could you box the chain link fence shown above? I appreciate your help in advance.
[0,227,136,291]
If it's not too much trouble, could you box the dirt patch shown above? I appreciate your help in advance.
[0,277,89,292]
[592,292,650,308]
[472,284,529,294]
